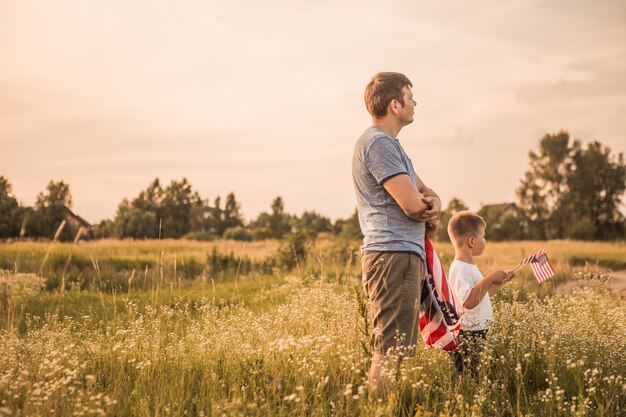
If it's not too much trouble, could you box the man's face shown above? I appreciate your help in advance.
[396,86,417,125]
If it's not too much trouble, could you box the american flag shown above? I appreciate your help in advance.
[419,236,460,351]
[521,249,555,283]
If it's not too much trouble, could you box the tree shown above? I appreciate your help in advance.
[205,196,223,237]
[477,203,525,241]
[567,218,596,241]
[110,178,209,239]
[220,192,244,235]
[95,219,116,239]
[223,226,253,241]
[433,198,468,242]
[249,196,292,239]
[293,211,332,239]
[111,179,163,238]
[160,178,204,238]
[132,179,163,215]
[268,197,292,238]
[113,198,159,239]
[0,176,23,239]
[30,180,74,240]
[564,141,625,240]
[335,209,363,240]
[516,131,578,239]
[36,180,73,209]
[517,132,625,240]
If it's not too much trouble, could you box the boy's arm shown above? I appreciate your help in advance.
[487,270,515,294]
[463,271,508,309]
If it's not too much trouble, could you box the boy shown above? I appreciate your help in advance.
[447,211,514,375]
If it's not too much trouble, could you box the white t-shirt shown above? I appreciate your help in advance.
[448,260,492,331]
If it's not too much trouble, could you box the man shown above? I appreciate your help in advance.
[352,72,442,391]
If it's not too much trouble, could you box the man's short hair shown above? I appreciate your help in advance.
[364,72,413,118]
[448,211,486,244]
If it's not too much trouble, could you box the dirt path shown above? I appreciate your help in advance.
[609,269,626,290]
[558,269,626,293]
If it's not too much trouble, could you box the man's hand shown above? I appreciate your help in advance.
[422,196,442,223]
[426,220,439,233]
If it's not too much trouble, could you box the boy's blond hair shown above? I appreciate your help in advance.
[447,211,486,246]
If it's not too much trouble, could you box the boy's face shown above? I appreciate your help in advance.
[470,226,486,257]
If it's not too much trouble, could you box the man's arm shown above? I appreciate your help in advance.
[414,174,442,232]
[414,174,442,219]
[383,174,437,222]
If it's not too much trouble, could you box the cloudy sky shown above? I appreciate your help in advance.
[1,0,625,224]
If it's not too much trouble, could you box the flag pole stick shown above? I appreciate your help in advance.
[503,263,526,282]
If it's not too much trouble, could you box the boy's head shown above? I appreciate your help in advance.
[447,211,486,256]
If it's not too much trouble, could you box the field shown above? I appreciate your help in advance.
[0,238,625,416]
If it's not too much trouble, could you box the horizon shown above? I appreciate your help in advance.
[3,174,535,225]
[2,1,625,224]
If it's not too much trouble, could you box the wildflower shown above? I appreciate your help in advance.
[85,375,96,389]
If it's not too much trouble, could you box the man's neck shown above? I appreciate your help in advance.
[372,118,402,139]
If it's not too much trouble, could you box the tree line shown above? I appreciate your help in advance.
[433,132,625,242]
[1,131,624,242]
[0,176,363,242]
[96,178,362,241]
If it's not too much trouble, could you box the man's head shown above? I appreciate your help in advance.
[448,211,487,255]
[364,72,415,123]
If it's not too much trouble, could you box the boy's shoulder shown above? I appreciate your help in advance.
[449,259,476,270]
[449,260,482,279]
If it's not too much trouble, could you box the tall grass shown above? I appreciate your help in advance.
[0,279,623,416]
[3,238,622,293]
[0,239,624,416]
[0,239,282,292]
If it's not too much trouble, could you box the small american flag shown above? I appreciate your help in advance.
[521,249,555,283]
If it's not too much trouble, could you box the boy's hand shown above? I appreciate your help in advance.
[491,270,507,284]
[503,270,515,282]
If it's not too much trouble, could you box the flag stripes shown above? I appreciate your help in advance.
[521,249,555,283]
[419,236,460,351]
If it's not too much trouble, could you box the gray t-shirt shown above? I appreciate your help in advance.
[352,126,425,259]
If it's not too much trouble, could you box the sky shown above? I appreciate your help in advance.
[1,0,625,224]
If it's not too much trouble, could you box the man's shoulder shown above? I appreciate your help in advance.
[357,126,393,147]
[356,127,398,157]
